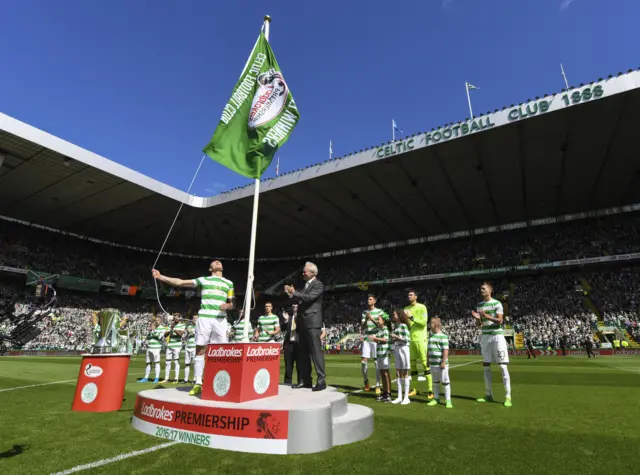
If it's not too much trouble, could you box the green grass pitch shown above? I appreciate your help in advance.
[1,355,639,475]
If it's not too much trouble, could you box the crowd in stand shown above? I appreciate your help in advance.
[0,218,294,292]
[589,269,640,341]
[320,273,614,350]
[2,266,639,352]
[1,212,640,352]
[313,212,640,286]
[510,274,598,349]
[2,212,640,293]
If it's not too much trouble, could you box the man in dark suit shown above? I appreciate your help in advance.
[281,303,301,385]
[284,262,326,391]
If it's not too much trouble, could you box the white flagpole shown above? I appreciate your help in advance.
[242,15,271,343]
[560,63,569,90]
[329,140,333,160]
[465,82,474,119]
[276,156,280,176]
[392,119,395,141]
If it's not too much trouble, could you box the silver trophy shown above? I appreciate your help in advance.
[92,309,120,354]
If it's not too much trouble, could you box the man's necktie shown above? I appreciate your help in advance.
[290,314,296,342]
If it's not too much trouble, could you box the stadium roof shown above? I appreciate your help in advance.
[1,69,640,258]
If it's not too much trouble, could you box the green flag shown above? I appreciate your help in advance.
[203,32,300,179]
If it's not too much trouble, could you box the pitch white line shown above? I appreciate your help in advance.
[449,359,483,369]
[50,441,179,475]
[0,372,145,393]
[0,379,76,393]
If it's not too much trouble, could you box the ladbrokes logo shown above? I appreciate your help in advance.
[84,363,103,378]
[247,347,279,357]
[246,345,280,362]
[207,346,243,358]
[140,402,174,422]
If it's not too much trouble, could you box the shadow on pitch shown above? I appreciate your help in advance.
[332,384,359,392]
[451,394,479,402]
[0,444,28,459]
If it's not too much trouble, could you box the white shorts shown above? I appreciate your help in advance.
[184,348,196,365]
[146,348,161,363]
[430,365,450,384]
[361,339,377,359]
[195,317,228,346]
[481,334,510,364]
[165,347,181,361]
[377,355,389,370]
[394,345,410,370]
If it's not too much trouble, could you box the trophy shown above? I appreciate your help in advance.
[92,309,120,354]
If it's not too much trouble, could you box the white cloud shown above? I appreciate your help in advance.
[559,0,575,11]
[442,0,454,8]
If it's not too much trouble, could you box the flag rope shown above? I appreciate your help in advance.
[152,154,207,316]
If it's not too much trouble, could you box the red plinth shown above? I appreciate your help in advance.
[202,343,281,403]
[72,353,130,412]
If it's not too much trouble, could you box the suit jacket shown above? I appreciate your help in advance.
[291,279,324,330]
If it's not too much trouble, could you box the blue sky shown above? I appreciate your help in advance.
[1,0,637,196]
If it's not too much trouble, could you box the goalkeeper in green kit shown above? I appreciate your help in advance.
[404,289,434,399]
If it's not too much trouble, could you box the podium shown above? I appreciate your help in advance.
[72,353,130,412]
[202,342,280,403]
[131,342,375,453]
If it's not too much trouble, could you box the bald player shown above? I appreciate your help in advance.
[152,260,234,396]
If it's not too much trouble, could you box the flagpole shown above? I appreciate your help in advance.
[242,15,271,343]
[392,119,395,141]
[465,82,474,119]
[560,63,569,89]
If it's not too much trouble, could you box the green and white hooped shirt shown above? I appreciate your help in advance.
[147,326,166,349]
[362,308,383,335]
[167,323,185,349]
[192,275,234,319]
[185,323,196,349]
[257,315,279,342]
[477,298,504,335]
[394,323,410,347]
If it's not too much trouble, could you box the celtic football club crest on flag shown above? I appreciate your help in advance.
[203,33,300,179]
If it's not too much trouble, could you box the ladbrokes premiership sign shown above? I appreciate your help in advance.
[202,343,281,403]
[132,394,289,454]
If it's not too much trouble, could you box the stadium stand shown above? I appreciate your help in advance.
[2,212,639,353]
[2,209,639,290]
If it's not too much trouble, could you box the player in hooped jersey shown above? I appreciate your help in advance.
[368,312,392,402]
[426,317,452,409]
[390,309,411,405]
[161,314,185,383]
[139,316,164,383]
[152,260,234,397]
[230,308,253,342]
[471,282,512,407]
[181,316,197,383]
[360,294,383,394]
[254,302,281,342]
